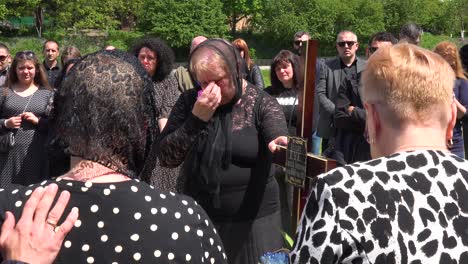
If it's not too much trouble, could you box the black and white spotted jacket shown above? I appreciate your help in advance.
[291,150,468,264]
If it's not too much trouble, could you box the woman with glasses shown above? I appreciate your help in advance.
[0,51,52,187]
[232,38,265,89]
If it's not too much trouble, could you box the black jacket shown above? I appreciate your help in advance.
[333,72,370,164]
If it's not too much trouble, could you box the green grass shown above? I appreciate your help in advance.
[261,69,271,87]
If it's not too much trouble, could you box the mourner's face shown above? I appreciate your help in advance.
[138,47,157,77]
[0,48,11,72]
[275,62,294,86]
[43,42,59,63]
[197,64,235,105]
[367,40,393,58]
[294,34,310,52]
[16,60,36,85]
[336,32,359,60]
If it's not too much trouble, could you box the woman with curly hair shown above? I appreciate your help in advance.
[130,37,179,131]
[130,37,181,191]
[232,38,264,89]
[434,41,468,158]
[0,51,53,187]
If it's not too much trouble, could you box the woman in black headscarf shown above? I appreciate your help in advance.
[158,39,288,263]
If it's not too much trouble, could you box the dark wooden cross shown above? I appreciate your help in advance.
[273,40,337,230]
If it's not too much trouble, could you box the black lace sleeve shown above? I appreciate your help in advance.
[157,90,208,167]
[256,89,288,143]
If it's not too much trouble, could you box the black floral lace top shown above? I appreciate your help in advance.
[157,84,288,220]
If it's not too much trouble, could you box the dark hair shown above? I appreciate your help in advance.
[0,43,10,53]
[43,39,60,51]
[61,46,81,66]
[270,50,302,90]
[130,37,175,82]
[460,44,468,76]
[368,32,398,46]
[399,23,422,44]
[52,50,158,178]
[7,52,51,89]
[294,31,310,40]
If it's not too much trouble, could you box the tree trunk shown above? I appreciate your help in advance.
[34,6,43,38]
[231,13,237,35]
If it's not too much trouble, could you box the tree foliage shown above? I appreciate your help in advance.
[0,0,464,56]
[221,0,263,34]
[137,0,228,48]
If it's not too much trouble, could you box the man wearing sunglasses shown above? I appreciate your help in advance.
[0,43,11,87]
[333,32,397,164]
[292,31,310,56]
[316,30,365,152]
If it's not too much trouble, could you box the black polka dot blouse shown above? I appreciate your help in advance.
[0,178,228,264]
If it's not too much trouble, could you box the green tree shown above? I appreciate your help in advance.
[258,0,385,55]
[138,0,228,49]
[221,0,263,34]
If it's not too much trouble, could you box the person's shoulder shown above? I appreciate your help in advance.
[264,85,275,95]
[324,57,340,66]
[37,87,53,95]
[0,181,55,216]
[316,155,388,188]
[456,77,468,88]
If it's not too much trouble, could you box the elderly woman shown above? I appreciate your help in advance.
[0,50,226,263]
[158,39,288,263]
[130,37,181,191]
[291,44,468,263]
[232,38,264,89]
[434,41,468,158]
[0,51,52,187]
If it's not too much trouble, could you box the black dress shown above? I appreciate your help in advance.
[158,84,288,263]
[0,88,52,187]
[144,75,182,192]
[0,179,227,263]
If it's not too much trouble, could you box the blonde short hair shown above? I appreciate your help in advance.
[362,44,454,127]
[189,46,230,84]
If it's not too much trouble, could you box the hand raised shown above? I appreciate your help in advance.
[192,82,222,122]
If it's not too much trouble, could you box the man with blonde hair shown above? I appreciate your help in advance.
[291,44,468,263]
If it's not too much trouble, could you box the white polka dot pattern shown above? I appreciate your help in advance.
[0,179,227,263]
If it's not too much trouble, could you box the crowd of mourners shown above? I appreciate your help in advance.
[0,21,467,264]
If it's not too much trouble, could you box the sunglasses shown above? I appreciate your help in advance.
[0,55,8,62]
[15,51,36,58]
[368,47,378,54]
[294,40,302,46]
[337,41,357,47]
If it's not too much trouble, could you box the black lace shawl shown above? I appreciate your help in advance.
[51,50,158,178]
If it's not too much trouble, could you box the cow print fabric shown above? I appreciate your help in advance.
[290,150,468,264]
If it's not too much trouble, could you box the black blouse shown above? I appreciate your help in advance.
[158,84,288,221]
[0,179,227,263]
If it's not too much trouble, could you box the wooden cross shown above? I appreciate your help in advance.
[273,40,337,230]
